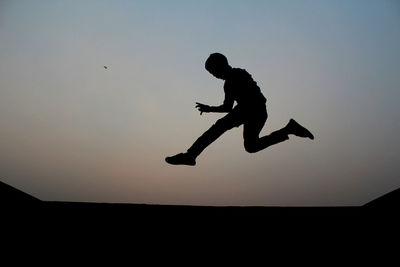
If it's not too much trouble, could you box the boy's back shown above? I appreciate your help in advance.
[224,68,267,108]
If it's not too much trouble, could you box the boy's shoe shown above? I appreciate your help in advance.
[165,153,196,166]
[286,119,314,140]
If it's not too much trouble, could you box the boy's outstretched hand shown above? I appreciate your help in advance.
[195,102,211,115]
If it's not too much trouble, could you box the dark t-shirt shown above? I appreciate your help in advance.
[223,68,267,109]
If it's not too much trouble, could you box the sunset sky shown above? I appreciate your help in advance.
[1,0,399,206]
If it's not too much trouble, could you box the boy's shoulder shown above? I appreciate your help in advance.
[232,67,249,75]
[230,68,252,81]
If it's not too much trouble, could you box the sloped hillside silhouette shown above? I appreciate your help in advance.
[0,180,40,203]
[364,188,400,208]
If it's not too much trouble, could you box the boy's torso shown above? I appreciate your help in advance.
[224,68,267,107]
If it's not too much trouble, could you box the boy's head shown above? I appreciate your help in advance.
[205,53,231,79]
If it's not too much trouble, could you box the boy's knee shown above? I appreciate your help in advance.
[244,141,259,153]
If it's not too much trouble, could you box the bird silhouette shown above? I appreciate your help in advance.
[103,66,108,69]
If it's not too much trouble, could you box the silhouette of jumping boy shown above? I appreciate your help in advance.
[166,53,314,166]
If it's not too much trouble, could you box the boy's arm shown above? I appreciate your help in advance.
[210,95,234,112]
[196,95,234,115]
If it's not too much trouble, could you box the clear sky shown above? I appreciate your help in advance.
[1,0,399,206]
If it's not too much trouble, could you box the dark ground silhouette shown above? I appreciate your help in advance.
[3,180,396,255]
[2,179,399,246]
[2,180,398,225]
[166,53,313,166]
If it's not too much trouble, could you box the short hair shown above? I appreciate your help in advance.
[205,53,229,70]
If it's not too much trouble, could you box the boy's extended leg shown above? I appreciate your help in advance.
[165,111,243,166]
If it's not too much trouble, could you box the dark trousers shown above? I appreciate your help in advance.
[187,104,289,158]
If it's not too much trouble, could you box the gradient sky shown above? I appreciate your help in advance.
[1,0,399,206]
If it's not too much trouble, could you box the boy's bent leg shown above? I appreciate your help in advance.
[243,119,314,153]
[244,128,289,153]
[243,111,289,153]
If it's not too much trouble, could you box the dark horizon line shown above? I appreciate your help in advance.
[1,179,399,208]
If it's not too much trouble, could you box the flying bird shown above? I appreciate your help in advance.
[103,66,108,69]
